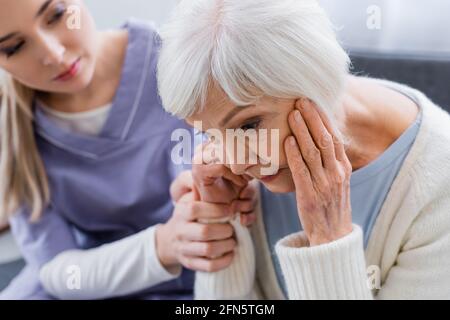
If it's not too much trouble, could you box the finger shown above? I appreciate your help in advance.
[181,251,235,272]
[170,170,193,202]
[176,201,232,222]
[284,136,314,198]
[178,191,195,203]
[240,211,256,227]
[181,222,234,241]
[295,98,337,170]
[312,101,347,162]
[194,142,248,187]
[181,238,236,259]
[239,183,256,200]
[231,198,257,214]
[192,162,248,188]
[217,165,248,187]
[288,109,324,178]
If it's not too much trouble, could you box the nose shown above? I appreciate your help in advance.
[37,33,66,66]
[224,140,258,176]
[229,163,252,176]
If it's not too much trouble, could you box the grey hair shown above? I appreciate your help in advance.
[157,0,350,139]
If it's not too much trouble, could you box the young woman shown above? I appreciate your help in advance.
[0,0,256,299]
[158,0,450,299]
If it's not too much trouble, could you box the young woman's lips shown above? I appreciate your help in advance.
[53,58,81,82]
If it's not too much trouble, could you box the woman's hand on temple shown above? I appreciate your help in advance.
[284,98,353,246]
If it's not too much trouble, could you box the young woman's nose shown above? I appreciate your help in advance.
[37,33,66,66]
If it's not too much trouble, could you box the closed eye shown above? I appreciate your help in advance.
[1,41,25,58]
[239,119,262,131]
[47,2,66,25]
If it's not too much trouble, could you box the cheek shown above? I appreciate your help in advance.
[5,65,50,91]
[68,21,96,54]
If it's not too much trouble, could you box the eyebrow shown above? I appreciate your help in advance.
[0,32,18,44]
[219,105,255,127]
[35,0,54,19]
[0,0,53,44]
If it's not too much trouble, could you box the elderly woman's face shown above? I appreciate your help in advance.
[187,84,297,193]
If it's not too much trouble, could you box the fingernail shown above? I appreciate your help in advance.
[302,97,312,110]
[294,110,301,122]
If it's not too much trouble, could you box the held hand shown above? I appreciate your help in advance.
[192,142,250,204]
[192,143,257,226]
[156,192,237,273]
[284,98,353,246]
[169,169,257,227]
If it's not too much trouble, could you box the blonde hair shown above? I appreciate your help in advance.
[0,73,49,223]
[158,0,350,138]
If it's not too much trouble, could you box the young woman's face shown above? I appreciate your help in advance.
[0,0,98,93]
[187,84,297,193]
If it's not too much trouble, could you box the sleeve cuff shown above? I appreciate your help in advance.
[275,224,373,300]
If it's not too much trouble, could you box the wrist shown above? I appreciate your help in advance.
[308,226,353,247]
[155,224,180,271]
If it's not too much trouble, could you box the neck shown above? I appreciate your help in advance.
[337,75,418,171]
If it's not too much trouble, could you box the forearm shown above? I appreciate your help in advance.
[39,225,181,300]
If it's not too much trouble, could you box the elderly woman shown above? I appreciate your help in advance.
[157,0,450,299]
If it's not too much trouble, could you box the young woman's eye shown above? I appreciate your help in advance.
[48,3,66,25]
[240,120,261,131]
[1,42,25,58]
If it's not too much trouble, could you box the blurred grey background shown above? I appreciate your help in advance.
[319,0,450,57]
[86,0,450,57]
[85,0,179,29]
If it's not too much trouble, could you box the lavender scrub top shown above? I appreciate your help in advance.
[0,19,195,300]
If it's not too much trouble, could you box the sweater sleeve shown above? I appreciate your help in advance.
[275,224,373,300]
[276,194,450,300]
[194,215,257,300]
[39,225,181,300]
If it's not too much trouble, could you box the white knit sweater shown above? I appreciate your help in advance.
[195,79,450,300]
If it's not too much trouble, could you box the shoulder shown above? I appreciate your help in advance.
[370,83,450,230]
[123,18,161,47]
